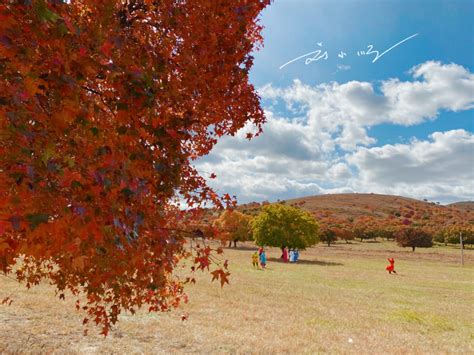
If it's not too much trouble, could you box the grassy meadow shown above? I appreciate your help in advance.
[0,240,473,354]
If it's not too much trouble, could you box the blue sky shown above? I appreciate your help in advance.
[196,0,474,204]
[252,0,473,142]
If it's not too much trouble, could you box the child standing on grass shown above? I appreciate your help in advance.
[252,251,260,269]
[386,257,396,274]
[259,248,267,269]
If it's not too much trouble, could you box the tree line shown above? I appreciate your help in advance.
[210,204,474,252]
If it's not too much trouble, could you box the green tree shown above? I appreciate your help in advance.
[252,204,319,250]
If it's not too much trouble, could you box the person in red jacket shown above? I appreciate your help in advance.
[386,257,396,274]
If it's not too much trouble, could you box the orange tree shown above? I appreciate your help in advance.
[319,216,343,247]
[0,0,270,334]
[212,210,252,248]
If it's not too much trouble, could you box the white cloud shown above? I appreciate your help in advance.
[195,61,474,204]
[346,130,474,201]
[260,60,474,150]
[382,61,474,124]
[336,64,351,71]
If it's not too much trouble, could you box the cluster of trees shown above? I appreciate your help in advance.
[434,225,474,246]
[211,201,474,252]
[212,204,320,250]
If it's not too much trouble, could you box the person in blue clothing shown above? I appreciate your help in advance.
[259,248,267,269]
[294,249,300,262]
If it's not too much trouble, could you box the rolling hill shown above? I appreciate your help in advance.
[237,193,473,224]
[448,201,474,212]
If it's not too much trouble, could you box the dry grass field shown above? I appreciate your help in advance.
[1,241,473,354]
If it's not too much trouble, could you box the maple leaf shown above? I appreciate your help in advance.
[211,269,230,288]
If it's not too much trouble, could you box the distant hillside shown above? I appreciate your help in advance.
[237,193,473,225]
[448,201,474,212]
[284,193,444,219]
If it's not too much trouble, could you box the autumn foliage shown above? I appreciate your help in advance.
[212,210,252,247]
[0,0,270,334]
[395,227,433,251]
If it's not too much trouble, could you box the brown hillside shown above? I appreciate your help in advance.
[284,193,445,219]
[237,193,473,227]
[448,201,474,212]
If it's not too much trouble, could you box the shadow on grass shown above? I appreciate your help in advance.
[225,245,257,251]
[267,257,343,266]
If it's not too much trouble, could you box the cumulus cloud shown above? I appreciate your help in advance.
[260,61,474,150]
[196,113,332,201]
[346,129,474,201]
[195,61,474,203]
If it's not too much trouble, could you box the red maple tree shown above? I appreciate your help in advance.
[0,0,270,334]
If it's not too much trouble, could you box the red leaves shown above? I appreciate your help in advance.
[0,221,9,236]
[166,129,179,139]
[100,41,113,58]
[195,256,210,270]
[0,0,269,336]
[72,256,87,271]
[79,47,88,57]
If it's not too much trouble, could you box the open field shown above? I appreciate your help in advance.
[1,241,473,354]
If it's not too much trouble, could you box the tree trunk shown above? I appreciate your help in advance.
[412,246,415,252]
[233,240,237,248]
[327,240,331,247]
[228,241,232,248]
